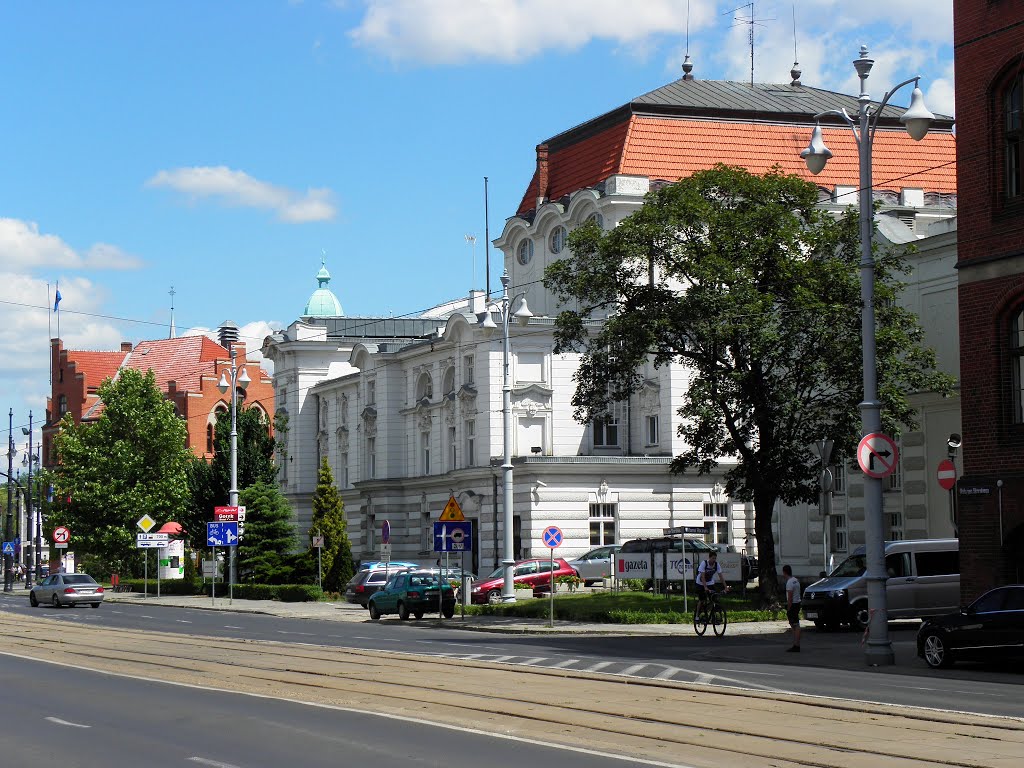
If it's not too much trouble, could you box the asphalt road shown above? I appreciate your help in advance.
[1,592,1021,719]
[0,654,664,768]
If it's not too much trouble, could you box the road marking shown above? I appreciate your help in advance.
[45,717,90,728]
[695,673,715,684]
[586,661,614,673]
[140,615,155,619]
[276,631,313,636]
[551,658,580,668]
[520,657,547,666]
[223,625,243,630]
[713,668,783,677]
[655,666,683,680]
[620,664,647,676]
[176,619,192,624]
[188,758,242,768]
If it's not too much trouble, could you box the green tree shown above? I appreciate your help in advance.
[51,368,192,575]
[235,480,297,584]
[309,457,353,592]
[545,165,955,601]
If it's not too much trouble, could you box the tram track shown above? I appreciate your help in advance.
[1,611,1021,768]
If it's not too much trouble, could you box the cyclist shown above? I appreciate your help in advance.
[695,550,729,615]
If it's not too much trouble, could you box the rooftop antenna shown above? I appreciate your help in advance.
[465,233,477,291]
[169,285,176,339]
[682,0,694,79]
[723,2,773,87]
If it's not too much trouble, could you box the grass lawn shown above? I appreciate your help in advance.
[463,589,784,624]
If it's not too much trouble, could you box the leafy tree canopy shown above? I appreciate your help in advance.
[51,368,192,575]
[545,165,954,599]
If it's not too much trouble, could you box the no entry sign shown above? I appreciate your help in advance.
[937,459,957,491]
[857,432,899,479]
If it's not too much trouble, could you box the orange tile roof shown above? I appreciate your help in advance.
[125,336,227,392]
[66,351,126,391]
[517,115,956,216]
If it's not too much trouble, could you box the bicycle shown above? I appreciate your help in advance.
[693,587,728,637]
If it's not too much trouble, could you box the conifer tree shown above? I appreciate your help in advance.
[309,457,353,592]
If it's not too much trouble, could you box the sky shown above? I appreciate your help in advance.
[0,0,955,447]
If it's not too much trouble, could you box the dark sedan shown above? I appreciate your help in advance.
[917,584,1024,669]
[367,569,455,620]
[344,568,393,606]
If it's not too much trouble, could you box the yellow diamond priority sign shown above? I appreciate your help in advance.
[439,496,465,522]
[137,514,157,533]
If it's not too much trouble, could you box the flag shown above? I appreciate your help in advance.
[53,288,62,312]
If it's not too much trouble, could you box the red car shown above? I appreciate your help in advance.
[470,558,577,604]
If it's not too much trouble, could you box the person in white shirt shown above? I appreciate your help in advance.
[784,564,801,652]
[695,551,728,614]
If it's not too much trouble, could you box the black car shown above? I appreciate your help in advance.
[344,568,396,606]
[917,584,1024,669]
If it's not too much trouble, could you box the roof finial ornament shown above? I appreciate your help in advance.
[790,3,801,86]
[682,0,695,80]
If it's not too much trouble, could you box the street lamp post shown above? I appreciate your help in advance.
[22,412,34,589]
[478,269,533,602]
[801,45,934,666]
[218,347,250,594]
[5,408,15,592]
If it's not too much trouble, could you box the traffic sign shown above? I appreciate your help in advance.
[857,432,900,479]
[664,526,707,536]
[137,533,170,544]
[206,521,239,547]
[937,459,957,491]
[379,542,392,560]
[542,526,563,548]
[53,526,71,544]
[1,542,13,555]
[433,521,472,552]
[381,520,391,545]
[136,539,164,549]
[137,514,157,533]
[312,535,325,549]
[439,496,465,522]
[214,506,239,521]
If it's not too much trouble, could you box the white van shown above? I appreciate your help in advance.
[801,539,959,631]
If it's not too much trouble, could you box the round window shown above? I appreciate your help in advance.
[586,212,604,229]
[549,225,567,254]
[517,239,534,265]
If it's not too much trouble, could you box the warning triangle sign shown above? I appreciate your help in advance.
[439,496,465,522]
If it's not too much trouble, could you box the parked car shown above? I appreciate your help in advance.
[357,560,419,571]
[344,568,396,606]
[618,536,719,590]
[470,558,577,604]
[803,539,959,631]
[567,545,621,585]
[30,573,104,608]
[367,569,456,620]
[917,584,1024,669]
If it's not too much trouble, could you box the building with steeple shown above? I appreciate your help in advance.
[304,261,344,318]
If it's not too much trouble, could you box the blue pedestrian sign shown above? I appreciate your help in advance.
[433,521,472,552]
[542,526,563,548]
[1,541,14,555]
[207,521,239,547]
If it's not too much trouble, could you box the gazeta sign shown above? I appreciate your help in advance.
[616,553,652,578]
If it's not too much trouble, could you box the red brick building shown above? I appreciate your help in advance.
[42,335,274,467]
[954,2,1024,595]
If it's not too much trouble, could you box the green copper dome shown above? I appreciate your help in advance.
[303,261,343,317]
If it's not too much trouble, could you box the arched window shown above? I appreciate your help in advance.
[416,372,433,401]
[58,394,68,416]
[1011,308,1024,423]
[442,366,456,395]
[517,239,534,265]
[549,225,567,254]
[206,423,214,454]
[586,212,604,229]
[1006,70,1023,200]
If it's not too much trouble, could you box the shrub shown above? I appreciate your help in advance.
[277,584,324,602]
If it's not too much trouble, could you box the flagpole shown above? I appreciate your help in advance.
[55,281,60,341]
[47,282,53,385]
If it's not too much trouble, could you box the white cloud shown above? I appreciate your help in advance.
[146,166,337,223]
[0,218,142,271]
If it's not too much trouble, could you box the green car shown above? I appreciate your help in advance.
[367,569,456,621]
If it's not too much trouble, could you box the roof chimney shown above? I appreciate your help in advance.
[218,320,239,350]
[120,342,133,352]
[535,144,550,210]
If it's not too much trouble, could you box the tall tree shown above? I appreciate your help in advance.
[235,480,297,584]
[545,165,955,601]
[309,457,353,592]
[51,368,192,575]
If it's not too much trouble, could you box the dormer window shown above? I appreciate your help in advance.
[517,239,534,265]
[549,225,567,254]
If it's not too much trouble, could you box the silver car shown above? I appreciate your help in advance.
[30,573,105,608]
[567,545,621,585]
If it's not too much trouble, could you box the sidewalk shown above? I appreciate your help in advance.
[102,591,792,636]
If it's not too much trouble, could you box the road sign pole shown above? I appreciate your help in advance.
[549,548,555,628]
[157,549,161,599]
[144,551,148,599]
[211,547,216,606]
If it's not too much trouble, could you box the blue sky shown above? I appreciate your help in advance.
[0,0,954,441]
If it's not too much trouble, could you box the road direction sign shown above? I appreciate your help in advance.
[137,514,157,533]
[136,539,164,549]
[381,520,391,545]
[542,526,563,548]
[1,542,13,555]
[857,432,900,479]
[433,521,472,552]
[439,496,465,522]
[213,506,239,521]
[937,459,957,491]
[664,526,707,536]
[137,533,169,544]
[206,521,239,547]
[53,526,71,544]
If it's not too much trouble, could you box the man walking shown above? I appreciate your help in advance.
[783,564,801,652]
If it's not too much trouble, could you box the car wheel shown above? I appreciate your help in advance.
[368,603,381,621]
[91,603,100,608]
[29,593,38,607]
[398,601,410,621]
[414,610,424,620]
[922,632,954,669]
[51,594,62,609]
[442,606,455,619]
[851,601,870,630]
[487,589,502,605]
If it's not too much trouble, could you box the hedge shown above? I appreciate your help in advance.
[112,578,323,602]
